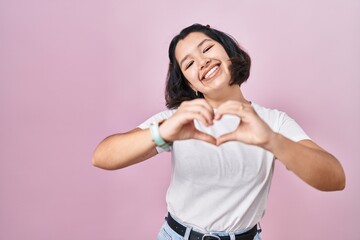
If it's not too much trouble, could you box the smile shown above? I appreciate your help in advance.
[201,64,220,81]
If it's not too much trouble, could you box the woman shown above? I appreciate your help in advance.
[92,24,345,240]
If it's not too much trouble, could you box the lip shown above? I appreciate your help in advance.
[200,63,221,81]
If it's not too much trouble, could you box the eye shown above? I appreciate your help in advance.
[203,45,214,53]
[185,61,194,70]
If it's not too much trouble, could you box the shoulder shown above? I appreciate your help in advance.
[137,109,177,129]
[151,109,177,120]
[252,102,286,120]
[252,102,293,129]
[252,102,310,141]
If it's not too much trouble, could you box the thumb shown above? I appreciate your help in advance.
[193,130,217,145]
[216,131,237,145]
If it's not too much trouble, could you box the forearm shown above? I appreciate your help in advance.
[92,128,158,170]
[264,133,346,191]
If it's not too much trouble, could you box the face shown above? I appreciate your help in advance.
[175,32,232,96]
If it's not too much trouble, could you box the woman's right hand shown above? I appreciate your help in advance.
[159,99,216,145]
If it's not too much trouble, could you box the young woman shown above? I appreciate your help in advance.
[92,24,345,240]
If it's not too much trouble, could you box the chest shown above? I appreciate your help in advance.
[171,140,274,187]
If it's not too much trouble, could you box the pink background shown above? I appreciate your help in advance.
[1,0,359,239]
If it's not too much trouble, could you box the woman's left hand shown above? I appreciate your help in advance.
[215,101,346,191]
[215,101,275,147]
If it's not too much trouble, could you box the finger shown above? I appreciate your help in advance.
[215,102,252,120]
[193,130,217,145]
[215,103,242,120]
[191,98,214,113]
[183,106,214,125]
[176,103,212,125]
[182,110,211,127]
[182,98,214,114]
[186,99,215,123]
[216,131,238,145]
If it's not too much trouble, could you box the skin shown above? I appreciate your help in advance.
[92,32,346,191]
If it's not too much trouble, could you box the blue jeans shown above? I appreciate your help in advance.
[157,219,262,240]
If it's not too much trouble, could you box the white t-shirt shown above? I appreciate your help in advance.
[138,102,310,232]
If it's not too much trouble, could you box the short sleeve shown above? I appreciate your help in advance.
[277,112,311,142]
[137,109,176,153]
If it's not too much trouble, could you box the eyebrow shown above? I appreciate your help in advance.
[179,38,213,68]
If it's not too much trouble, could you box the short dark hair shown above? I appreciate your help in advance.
[165,23,251,109]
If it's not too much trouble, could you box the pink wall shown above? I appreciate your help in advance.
[0,0,359,239]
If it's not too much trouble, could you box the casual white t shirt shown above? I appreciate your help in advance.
[138,102,310,232]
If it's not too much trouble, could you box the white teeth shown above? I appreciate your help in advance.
[204,65,219,79]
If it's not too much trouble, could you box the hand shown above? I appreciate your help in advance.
[215,101,275,147]
[159,99,217,145]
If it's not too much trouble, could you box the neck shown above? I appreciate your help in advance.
[203,85,249,108]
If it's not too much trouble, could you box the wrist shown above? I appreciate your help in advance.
[149,121,172,150]
[260,132,281,152]
[262,133,292,162]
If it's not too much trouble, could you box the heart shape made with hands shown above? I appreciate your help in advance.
[194,114,241,140]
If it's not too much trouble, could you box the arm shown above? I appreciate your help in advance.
[215,101,346,191]
[92,128,158,170]
[92,99,217,170]
[263,134,345,191]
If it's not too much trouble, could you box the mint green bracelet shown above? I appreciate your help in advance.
[149,122,172,150]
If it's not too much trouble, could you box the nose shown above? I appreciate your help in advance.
[199,57,210,70]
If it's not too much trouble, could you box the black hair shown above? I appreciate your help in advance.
[165,23,251,109]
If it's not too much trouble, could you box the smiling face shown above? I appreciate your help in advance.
[175,32,233,98]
